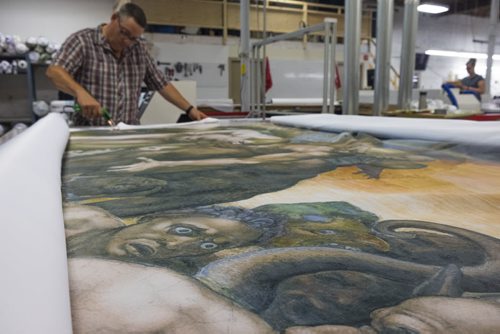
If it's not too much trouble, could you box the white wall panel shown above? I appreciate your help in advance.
[0,0,114,43]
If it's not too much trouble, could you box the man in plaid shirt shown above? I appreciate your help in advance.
[47,3,206,126]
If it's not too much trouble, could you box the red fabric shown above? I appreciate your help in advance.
[265,57,273,92]
[335,64,341,89]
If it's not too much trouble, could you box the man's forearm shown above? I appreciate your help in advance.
[46,65,103,119]
[46,65,86,98]
[157,83,192,112]
[157,83,206,120]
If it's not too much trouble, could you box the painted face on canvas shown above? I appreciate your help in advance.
[105,215,261,259]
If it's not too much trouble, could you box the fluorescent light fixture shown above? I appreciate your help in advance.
[418,4,449,14]
[425,49,500,60]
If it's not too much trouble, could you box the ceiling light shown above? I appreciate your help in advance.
[417,4,449,14]
[425,49,500,60]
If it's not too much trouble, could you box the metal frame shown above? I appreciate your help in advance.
[343,0,361,115]
[248,18,338,118]
[373,0,394,116]
[397,0,419,110]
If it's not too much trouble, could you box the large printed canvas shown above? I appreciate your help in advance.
[62,120,500,333]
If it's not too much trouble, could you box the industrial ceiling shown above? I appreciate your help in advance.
[409,0,493,17]
[306,0,495,17]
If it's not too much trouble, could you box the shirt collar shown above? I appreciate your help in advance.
[94,24,107,45]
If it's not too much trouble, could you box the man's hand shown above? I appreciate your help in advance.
[46,65,102,118]
[158,84,207,121]
[187,107,207,121]
[77,91,102,119]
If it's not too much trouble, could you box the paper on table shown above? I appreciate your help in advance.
[0,113,72,333]
[70,117,220,132]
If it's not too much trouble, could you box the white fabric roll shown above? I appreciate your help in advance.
[0,123,28,145]
[0,113,72,333]
[271,114,500,147]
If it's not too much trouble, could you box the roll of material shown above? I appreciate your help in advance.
[50,100,75,114]
[33,101,50,117]
[271,114,500,147]
[0,123,28,145]
[0,113,72,333]
[13,122,28,131]
[17,59,28,70]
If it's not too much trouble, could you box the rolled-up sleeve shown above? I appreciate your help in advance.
[52,33,84,77]
[143,49,169,91]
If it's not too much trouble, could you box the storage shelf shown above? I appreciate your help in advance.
[0,54,36,124]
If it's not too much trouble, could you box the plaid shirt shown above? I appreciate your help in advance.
[53,25,168,126]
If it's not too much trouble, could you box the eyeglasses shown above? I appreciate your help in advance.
[117,19,142,42]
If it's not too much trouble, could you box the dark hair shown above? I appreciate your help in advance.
[466,58,476,66]
[118,3,147,28]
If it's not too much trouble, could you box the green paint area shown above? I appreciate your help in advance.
[256,202,389,251]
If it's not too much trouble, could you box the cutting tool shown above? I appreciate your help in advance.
[73,103,116,127]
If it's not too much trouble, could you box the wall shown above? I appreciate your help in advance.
[146,34,230,99]
[0,0,115,43]
[145,32,344,99]
[149,9,500,99]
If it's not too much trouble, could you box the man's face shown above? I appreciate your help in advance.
[466,63,474,75]
[110,15,144,49]
[105,215,261,259]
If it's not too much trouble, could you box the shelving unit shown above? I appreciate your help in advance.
[0,54,37,125]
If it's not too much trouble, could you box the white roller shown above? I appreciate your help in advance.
[271,114,500,147]
[0,113,72,333]
[0,123,28,145]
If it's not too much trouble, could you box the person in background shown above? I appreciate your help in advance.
[448,58,486,99]
[46,3,206,126]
